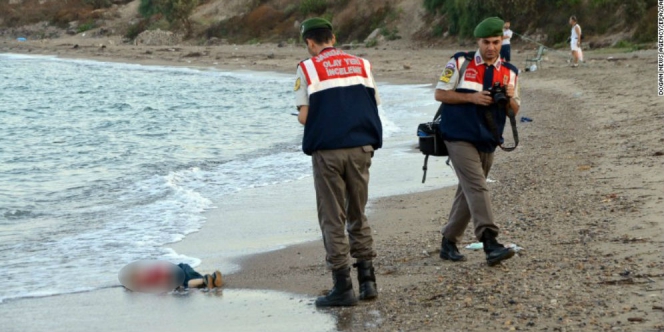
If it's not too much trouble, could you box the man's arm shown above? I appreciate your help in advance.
[509,98,519,115]
[506,82,520,115]
[294,65,309,125]
[506,87,520,115]
[435,84,519,114]
[435,56,494,106]
[297,106,308,125]
[369,70,381,107]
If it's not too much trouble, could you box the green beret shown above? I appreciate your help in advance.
[473,17,504,38]
[300,17,333,37]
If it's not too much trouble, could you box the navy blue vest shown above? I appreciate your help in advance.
[299,49,382,155]
[440,52,518,153]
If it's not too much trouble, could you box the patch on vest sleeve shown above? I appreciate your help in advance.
[439,68,454,83]
[294,77,301,91]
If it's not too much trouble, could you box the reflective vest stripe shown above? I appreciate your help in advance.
[301,59,375,95]
[308,75,374,95]
[301,60,318,86]
[458,81,484,91]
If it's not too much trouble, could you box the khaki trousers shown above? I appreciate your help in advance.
[312,146,376,270]
[442,141,500,244]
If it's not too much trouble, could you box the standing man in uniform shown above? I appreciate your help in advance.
[434,17,520,266]
[500,21,513,62]
[293,17,383,307]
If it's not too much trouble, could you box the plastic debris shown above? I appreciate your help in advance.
[520,116,533,123]
[507,243,524,252]
[465,242,483,250]
[17,37,27,42]
[465,242,524,252]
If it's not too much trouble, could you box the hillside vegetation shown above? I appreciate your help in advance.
[0,0,657,47]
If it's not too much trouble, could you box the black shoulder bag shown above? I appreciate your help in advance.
[418,52,472,183]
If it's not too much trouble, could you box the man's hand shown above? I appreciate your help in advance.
[297,105,309,125]
[506,84,515,98]
[470,91,493,106]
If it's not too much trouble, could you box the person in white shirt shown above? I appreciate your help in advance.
[569,16,582,67]
[500,21,513,62]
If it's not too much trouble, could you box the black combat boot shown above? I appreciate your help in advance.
[353,260,378,301]
[439,237,466,261]
[481,230,515,266]
[315,267,358,307]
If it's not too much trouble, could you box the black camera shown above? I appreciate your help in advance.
[489,82,509,107]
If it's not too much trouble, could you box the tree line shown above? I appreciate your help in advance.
[424,0,657,44]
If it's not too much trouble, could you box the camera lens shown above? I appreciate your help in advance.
[493,92,508,106]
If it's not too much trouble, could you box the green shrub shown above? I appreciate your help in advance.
[299,0,327,16]
[149,17,170,31]
[284,4,298,16]
[77,21,96,33]
[321,11,334,23]
[423,0,446,14]
[380,27,401,41]
[432,25,445,37]
[124,19,149,39]
[138,0,199,36]
[139,0,161,18]
[83,0,112,9]
[632,6,657,43]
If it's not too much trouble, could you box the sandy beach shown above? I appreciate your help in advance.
[1,36,663,332]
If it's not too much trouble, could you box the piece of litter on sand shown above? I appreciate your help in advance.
[465,242,483,250]
[465,243,524,252]
[507,243,524,252]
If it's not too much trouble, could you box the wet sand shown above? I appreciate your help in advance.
[0,288,338,332]
[1,37,663,331]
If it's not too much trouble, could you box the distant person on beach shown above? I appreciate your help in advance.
[434,17,520,266]
[500,21,513,62]
[569,15,582,67]
[294,17,382,307]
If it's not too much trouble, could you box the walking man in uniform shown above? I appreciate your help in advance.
[434,17,520,266]
[293,17,383,307]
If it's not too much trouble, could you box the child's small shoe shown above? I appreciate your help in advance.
[213,270,224,288]
[204,274,214,289]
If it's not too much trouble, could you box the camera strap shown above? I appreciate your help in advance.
[484,107,518,151]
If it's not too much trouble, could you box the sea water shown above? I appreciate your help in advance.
[0,54,454,303]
